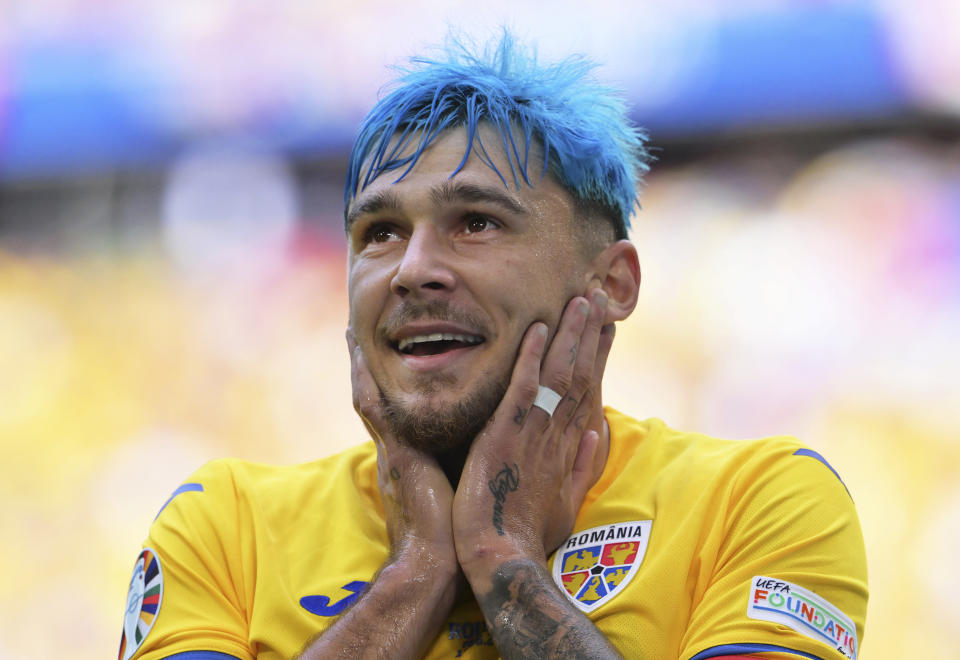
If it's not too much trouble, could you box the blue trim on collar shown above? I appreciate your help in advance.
[793,448,850,497]
[689,642,824,660]
[154,482,204,520]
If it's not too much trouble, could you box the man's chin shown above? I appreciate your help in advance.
[379,380,506,456]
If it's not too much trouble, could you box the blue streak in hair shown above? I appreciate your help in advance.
[345,30,652,238]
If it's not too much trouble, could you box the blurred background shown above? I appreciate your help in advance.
[0,1,957,658]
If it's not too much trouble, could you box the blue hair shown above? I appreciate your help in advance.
[344,31,652,239]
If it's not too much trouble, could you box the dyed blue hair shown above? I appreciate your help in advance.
[344,31,652,240]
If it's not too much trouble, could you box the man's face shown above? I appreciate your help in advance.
[346,126,592,454]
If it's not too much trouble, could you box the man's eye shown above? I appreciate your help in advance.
[364,224,401,244]
[464,214,497,234]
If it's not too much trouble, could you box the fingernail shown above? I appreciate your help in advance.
[537,323,548,338]
[595,290,608,307]
[578,298,589,315]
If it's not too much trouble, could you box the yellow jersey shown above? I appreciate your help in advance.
[119,408,867,660]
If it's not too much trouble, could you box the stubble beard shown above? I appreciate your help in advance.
[379,372,508,457]
[371,297,509,456]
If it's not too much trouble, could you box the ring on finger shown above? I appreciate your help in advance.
[532,385,563,417]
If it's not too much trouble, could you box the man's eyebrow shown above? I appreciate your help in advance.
[345,180,530,231]
[430,181,529,216]
[345,189,402,230]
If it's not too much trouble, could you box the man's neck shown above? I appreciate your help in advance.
[436,444,472,488]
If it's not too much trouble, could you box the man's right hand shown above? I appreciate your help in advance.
[349,337,458,575]
[295,338,459,660]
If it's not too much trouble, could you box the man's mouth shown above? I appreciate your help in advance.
[396,333,485,357]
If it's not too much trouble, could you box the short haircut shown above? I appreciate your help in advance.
[344,30,652,241]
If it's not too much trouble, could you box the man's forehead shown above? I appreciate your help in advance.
[350,124,552,205]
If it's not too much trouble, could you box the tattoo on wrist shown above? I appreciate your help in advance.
[480,560,621,659]
[488,463,520,535]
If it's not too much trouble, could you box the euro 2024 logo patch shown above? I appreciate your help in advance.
[551,521,652,613]
[118,548,163,660]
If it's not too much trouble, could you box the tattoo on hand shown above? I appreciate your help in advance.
[513,406,525,426]
[488,463,520,535]
[480,560,622,659]
[389,467,400,480]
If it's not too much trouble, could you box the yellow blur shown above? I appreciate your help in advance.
[0,139,957,659]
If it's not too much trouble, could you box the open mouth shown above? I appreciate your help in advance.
[395,333,484,357]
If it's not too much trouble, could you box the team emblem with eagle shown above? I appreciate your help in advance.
[552,521,652,613]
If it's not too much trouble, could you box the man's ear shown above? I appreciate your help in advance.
[587,240,641,323]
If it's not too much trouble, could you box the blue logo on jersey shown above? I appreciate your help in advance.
[300,581,369,616]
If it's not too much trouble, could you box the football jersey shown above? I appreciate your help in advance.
[118,408,868,660]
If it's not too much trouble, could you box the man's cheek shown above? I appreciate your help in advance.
[347,291,377,340]
[523,299,568,341]
[499,307,552,359]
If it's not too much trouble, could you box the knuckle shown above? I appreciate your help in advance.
[516,379,540,404]
[570,372,592,395]
[557,395,578,421]
[552,370,574,393]
[574,412,588,432]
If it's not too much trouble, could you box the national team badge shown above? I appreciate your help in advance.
[118,548,163,660]
[551,520,652,613]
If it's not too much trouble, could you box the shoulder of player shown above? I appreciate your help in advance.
[221,440,377,487]
[606,408,848,498]
[153,442,379,522]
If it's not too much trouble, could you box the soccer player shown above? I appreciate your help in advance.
[119,32,867,660]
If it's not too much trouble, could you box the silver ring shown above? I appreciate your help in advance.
[532,385,563,417]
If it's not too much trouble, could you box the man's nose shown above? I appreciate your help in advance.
[390,226,457,295]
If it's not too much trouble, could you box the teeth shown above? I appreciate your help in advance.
[398,333,483,353]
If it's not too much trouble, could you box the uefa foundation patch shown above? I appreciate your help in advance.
[551,520,651,613]
[748,576,858,659]
[118,548,163,660]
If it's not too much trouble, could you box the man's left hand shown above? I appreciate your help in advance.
[452,287,613,579]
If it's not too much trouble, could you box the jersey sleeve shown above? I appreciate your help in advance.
[119,459,256,660]
[678,445,868,660]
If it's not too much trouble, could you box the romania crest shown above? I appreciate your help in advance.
[118,548,163,660]
[551,521,651,613]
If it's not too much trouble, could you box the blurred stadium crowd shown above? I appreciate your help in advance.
[0,2,958,659]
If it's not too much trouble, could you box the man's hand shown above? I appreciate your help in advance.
[451,288,622,659]
[453,288,613,571]
[302,292,618,660]
[296,338,459,659]
[350,336,457,574]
